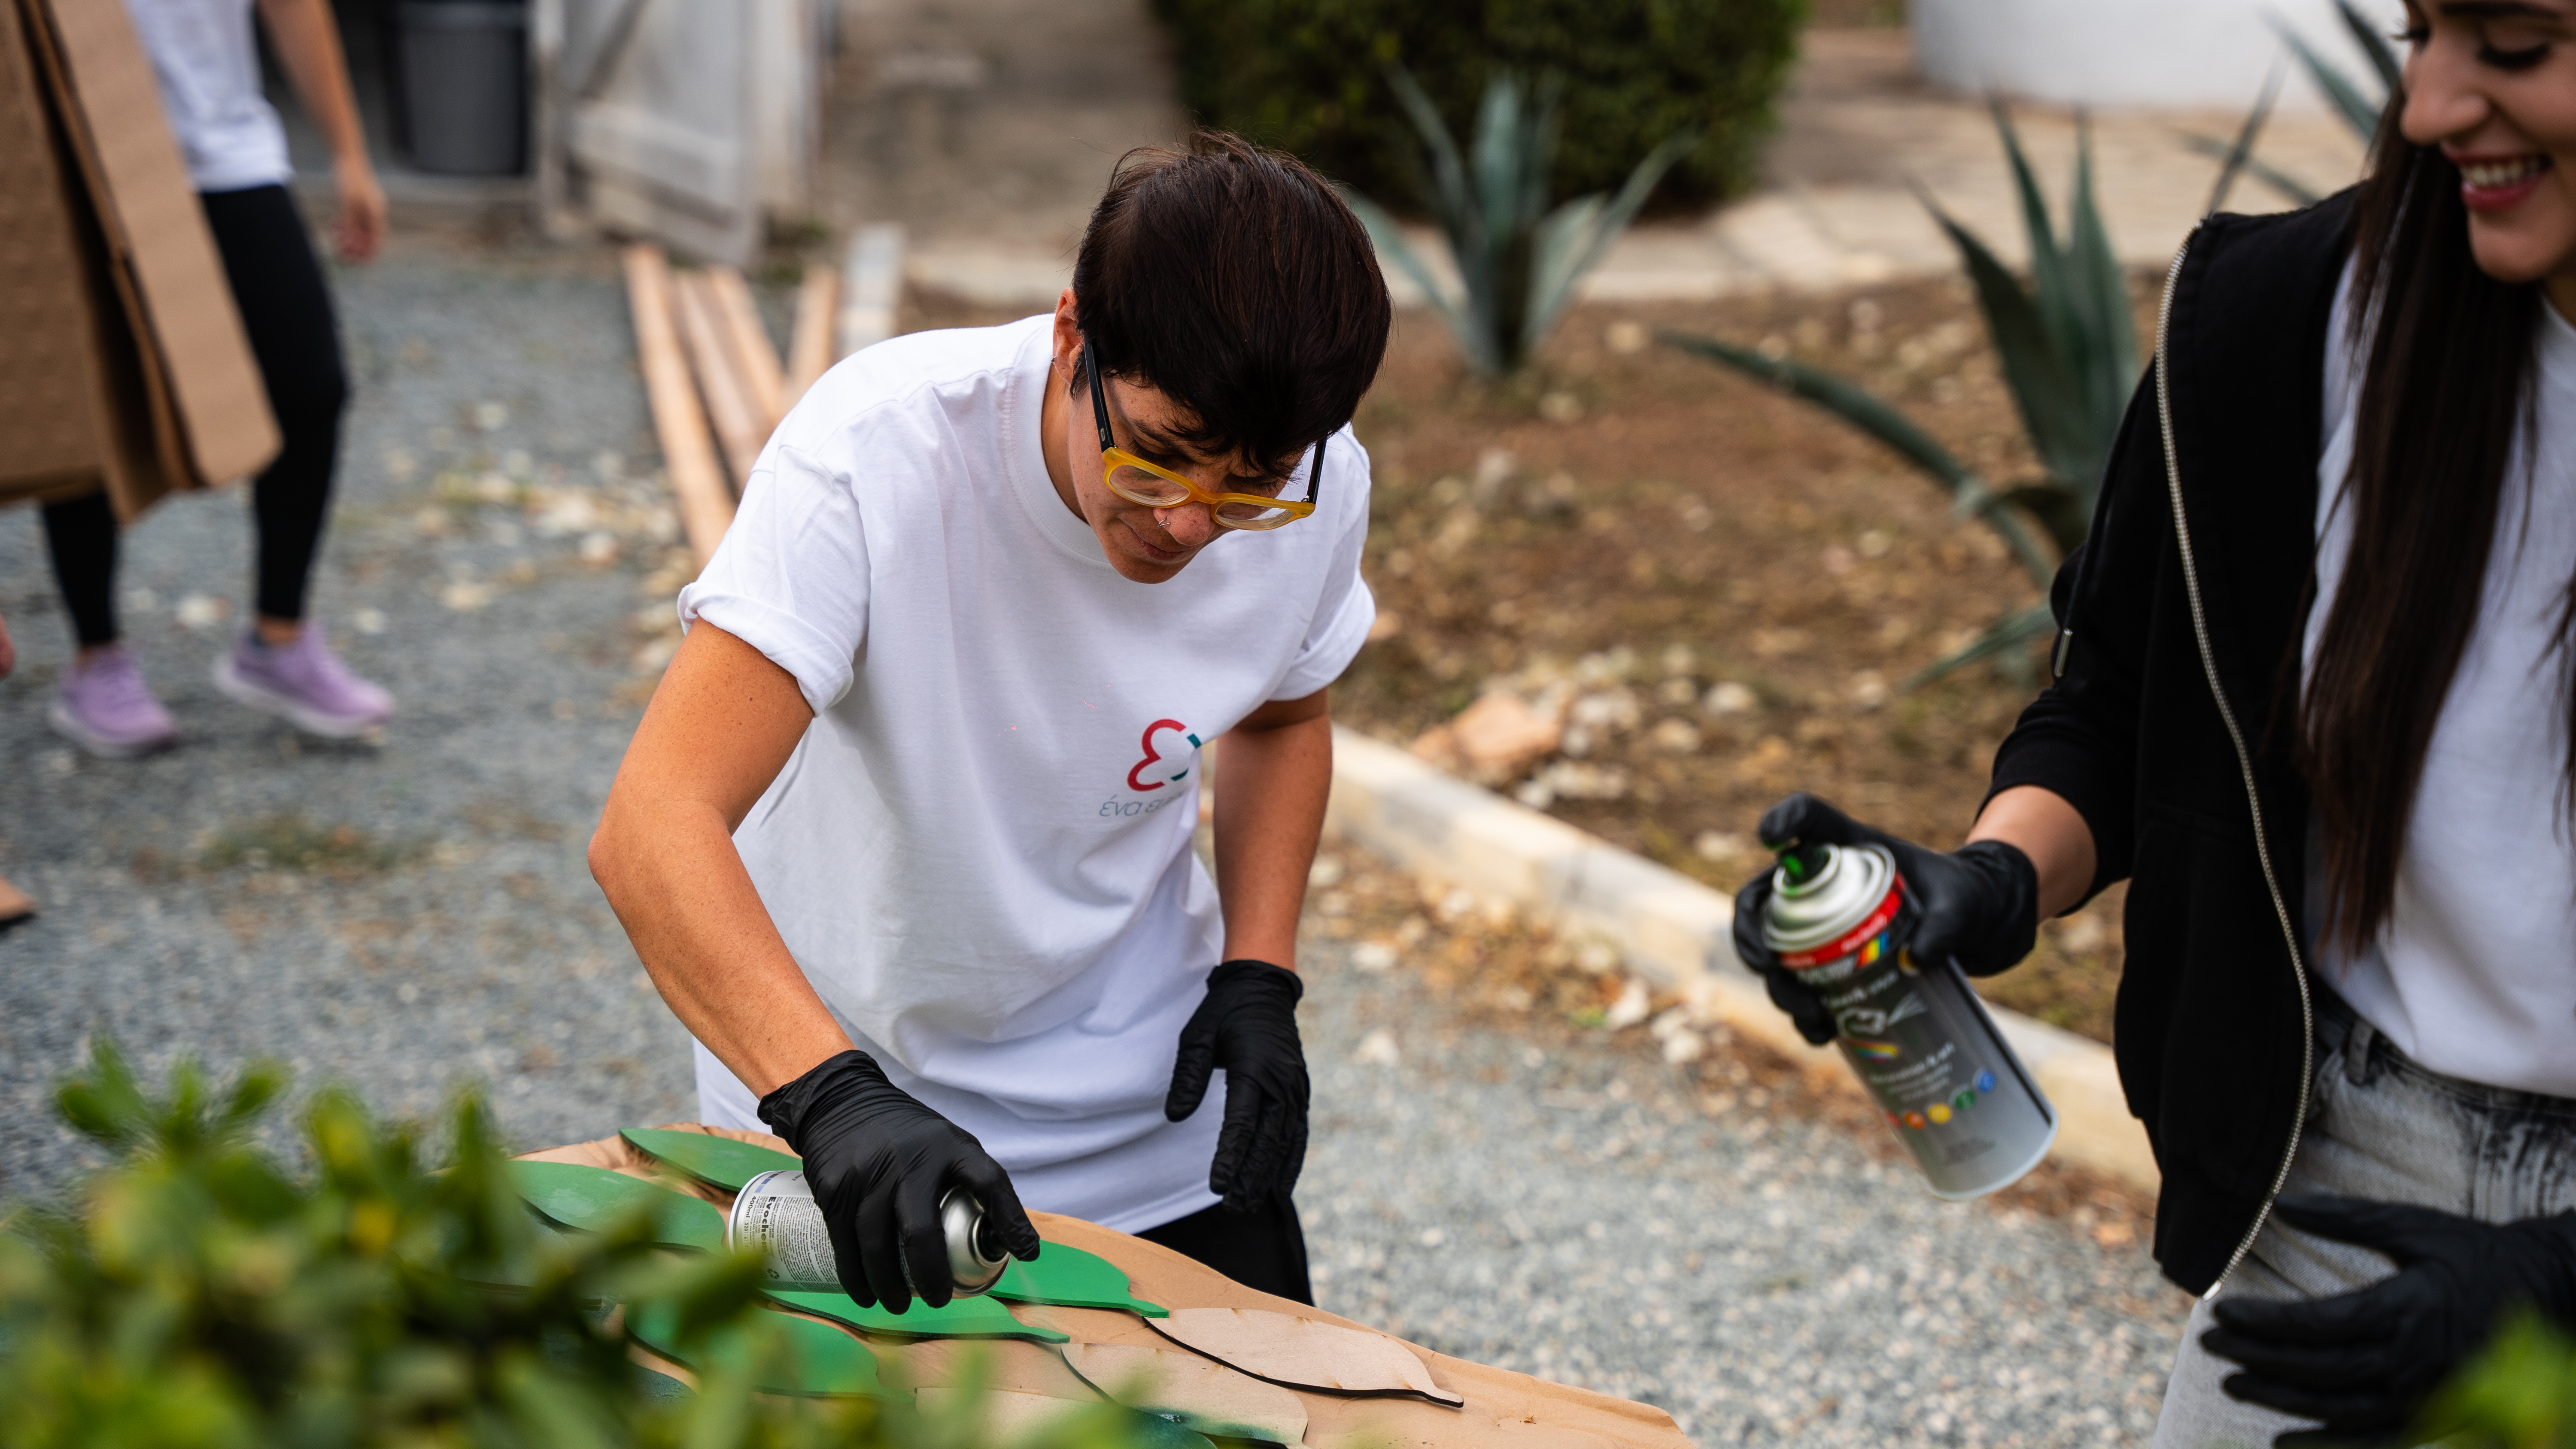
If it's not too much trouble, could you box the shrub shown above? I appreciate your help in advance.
[0,1042,1145,1449]
[1148,0,1807,213]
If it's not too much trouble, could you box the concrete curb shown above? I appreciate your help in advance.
[1324,726,2160,1195]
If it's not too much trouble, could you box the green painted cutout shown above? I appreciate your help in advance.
[507,1161,726,1253]
[621,1128,802,1193]
[629,1301,895,1400]
[991,1241,1167,1317]
[767,1288,1069,1343]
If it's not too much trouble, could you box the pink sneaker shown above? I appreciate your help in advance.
[213,626,395,738]
[49,645,179,758]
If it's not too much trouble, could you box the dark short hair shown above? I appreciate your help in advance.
[1071,131,1391,473]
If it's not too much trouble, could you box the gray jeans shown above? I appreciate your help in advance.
[2151,994,2576,1449]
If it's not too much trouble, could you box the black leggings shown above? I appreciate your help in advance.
[42,184,348,646]
[1136,1195,1314,1304]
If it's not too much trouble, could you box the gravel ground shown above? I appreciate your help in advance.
[0,236,2191,1444]
[0,237,699,1188]
[1296,937,2192,1446]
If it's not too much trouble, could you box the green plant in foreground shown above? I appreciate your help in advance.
[2424,1310,2576,1447]
[0,1042,1150,1449]
[1343,67,1694,377]
[1660,102,2135,685]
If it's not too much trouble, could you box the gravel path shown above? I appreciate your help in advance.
[1295,931,2189,1446]
[0,237,2190,1443]
[0,239,698,1186]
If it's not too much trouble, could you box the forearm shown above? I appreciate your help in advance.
[1211,710,1333,968]
[591,796,853,1097]
[255,0,367,167]
[1966,785,2098,920]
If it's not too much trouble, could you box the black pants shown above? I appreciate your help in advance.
[42,184,348,646]
[1136,1196,1314,1304]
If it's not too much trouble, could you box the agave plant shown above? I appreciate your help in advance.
[1342,67,1695,377]
[1660,102,2136,685]
[2194,0,2399,212]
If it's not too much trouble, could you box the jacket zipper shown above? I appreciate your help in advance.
[2151,229,2318,1297]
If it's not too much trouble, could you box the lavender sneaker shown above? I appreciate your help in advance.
[49,645,179,758]
[213,626,395,738]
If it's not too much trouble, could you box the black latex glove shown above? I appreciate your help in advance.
[756,1049,1042,1313]
[2203,1193,2576,1446]
[1164,959,1309,1212]
[1730,792,2041,1045]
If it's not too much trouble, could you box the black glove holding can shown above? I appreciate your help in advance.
[1732,792,2041,1044]
[1165,959,1309,1211]
[757,1048,1042,1312]
[2202,1193,2576,1446]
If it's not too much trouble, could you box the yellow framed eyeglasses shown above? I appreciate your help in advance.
[1085,339,1321,531]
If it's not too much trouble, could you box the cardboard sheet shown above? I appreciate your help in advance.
[524,1126,1693,1449]
[1063,1340,1310,1445]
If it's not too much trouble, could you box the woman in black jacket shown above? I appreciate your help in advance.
[1735,7,2576,1446]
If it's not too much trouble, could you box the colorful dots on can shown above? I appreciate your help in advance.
[1927,1103,1952,1125]
[1975,1070,1996,1093]
[1902,1111,1927,1130]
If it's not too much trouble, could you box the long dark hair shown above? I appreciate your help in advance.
[2298,103,2545,953]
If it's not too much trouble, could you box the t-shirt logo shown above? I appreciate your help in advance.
[1126,718,1202,792]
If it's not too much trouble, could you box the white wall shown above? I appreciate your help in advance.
[1912,0,2406,112]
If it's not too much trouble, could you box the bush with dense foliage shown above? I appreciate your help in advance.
[1148,0,1806,213]
[0,1043,1142,1449]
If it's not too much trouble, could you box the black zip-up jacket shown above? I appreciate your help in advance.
[1988,191,2357,1295]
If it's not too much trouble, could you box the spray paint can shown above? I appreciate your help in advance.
[727,1171,1009,1296]
[1761,842,2057,1199]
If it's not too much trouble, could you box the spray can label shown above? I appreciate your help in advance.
[1762,843,2058,1198]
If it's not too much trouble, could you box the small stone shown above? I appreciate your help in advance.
[1694,830,1746,861]
[1352,1028,1400,1066]
[1605,320,1649,354]
[579,531,621,565]
[175,593,228,631]
[472,400,510,432]
[351,607,389,636]
[1537,391,1582,423]
[1704,681,1757,716]
[1649,718,1702,753]
[1351,941,1397,972]
[1418,1226,1446,1248]
[1307,854,1345,888]
[441,581,493,612]
[1604,979,1652,1031]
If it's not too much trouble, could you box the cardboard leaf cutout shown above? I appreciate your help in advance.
[768,1287,1070,1343]
[628,1300,894,1399]
[1147,1307,1465,1406]
[506,1160,725,1252]
[621,1126,801,1191]
[1062,1340,1310,1446]
[992,1240,1168,1316]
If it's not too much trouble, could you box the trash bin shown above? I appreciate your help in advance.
[396,1,528,176]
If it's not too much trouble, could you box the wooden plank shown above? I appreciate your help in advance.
[671,267,768,485]
[838,221,904,357]
[621,243,733,567]
[783,259,840,408]
[705,264,785,427]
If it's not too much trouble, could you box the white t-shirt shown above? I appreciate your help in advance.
[2308,267,2576,1098]
[121,0,292,193]
[677,315,1375,1231]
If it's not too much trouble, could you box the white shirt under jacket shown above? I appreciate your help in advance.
[2309,269,2576,1099]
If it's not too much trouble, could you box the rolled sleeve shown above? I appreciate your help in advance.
[676,442,872,713]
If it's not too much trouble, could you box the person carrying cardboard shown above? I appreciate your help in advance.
[41,0,393,758]
[590,133,1391,1310]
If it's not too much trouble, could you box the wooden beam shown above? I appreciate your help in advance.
[838,222,905,358]
[622,244,734,568]
[783,260,841,409]
[705,265,785,427]
[671,268,768,486]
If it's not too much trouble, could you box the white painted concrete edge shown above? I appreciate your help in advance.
[1324,725,2160,1195]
